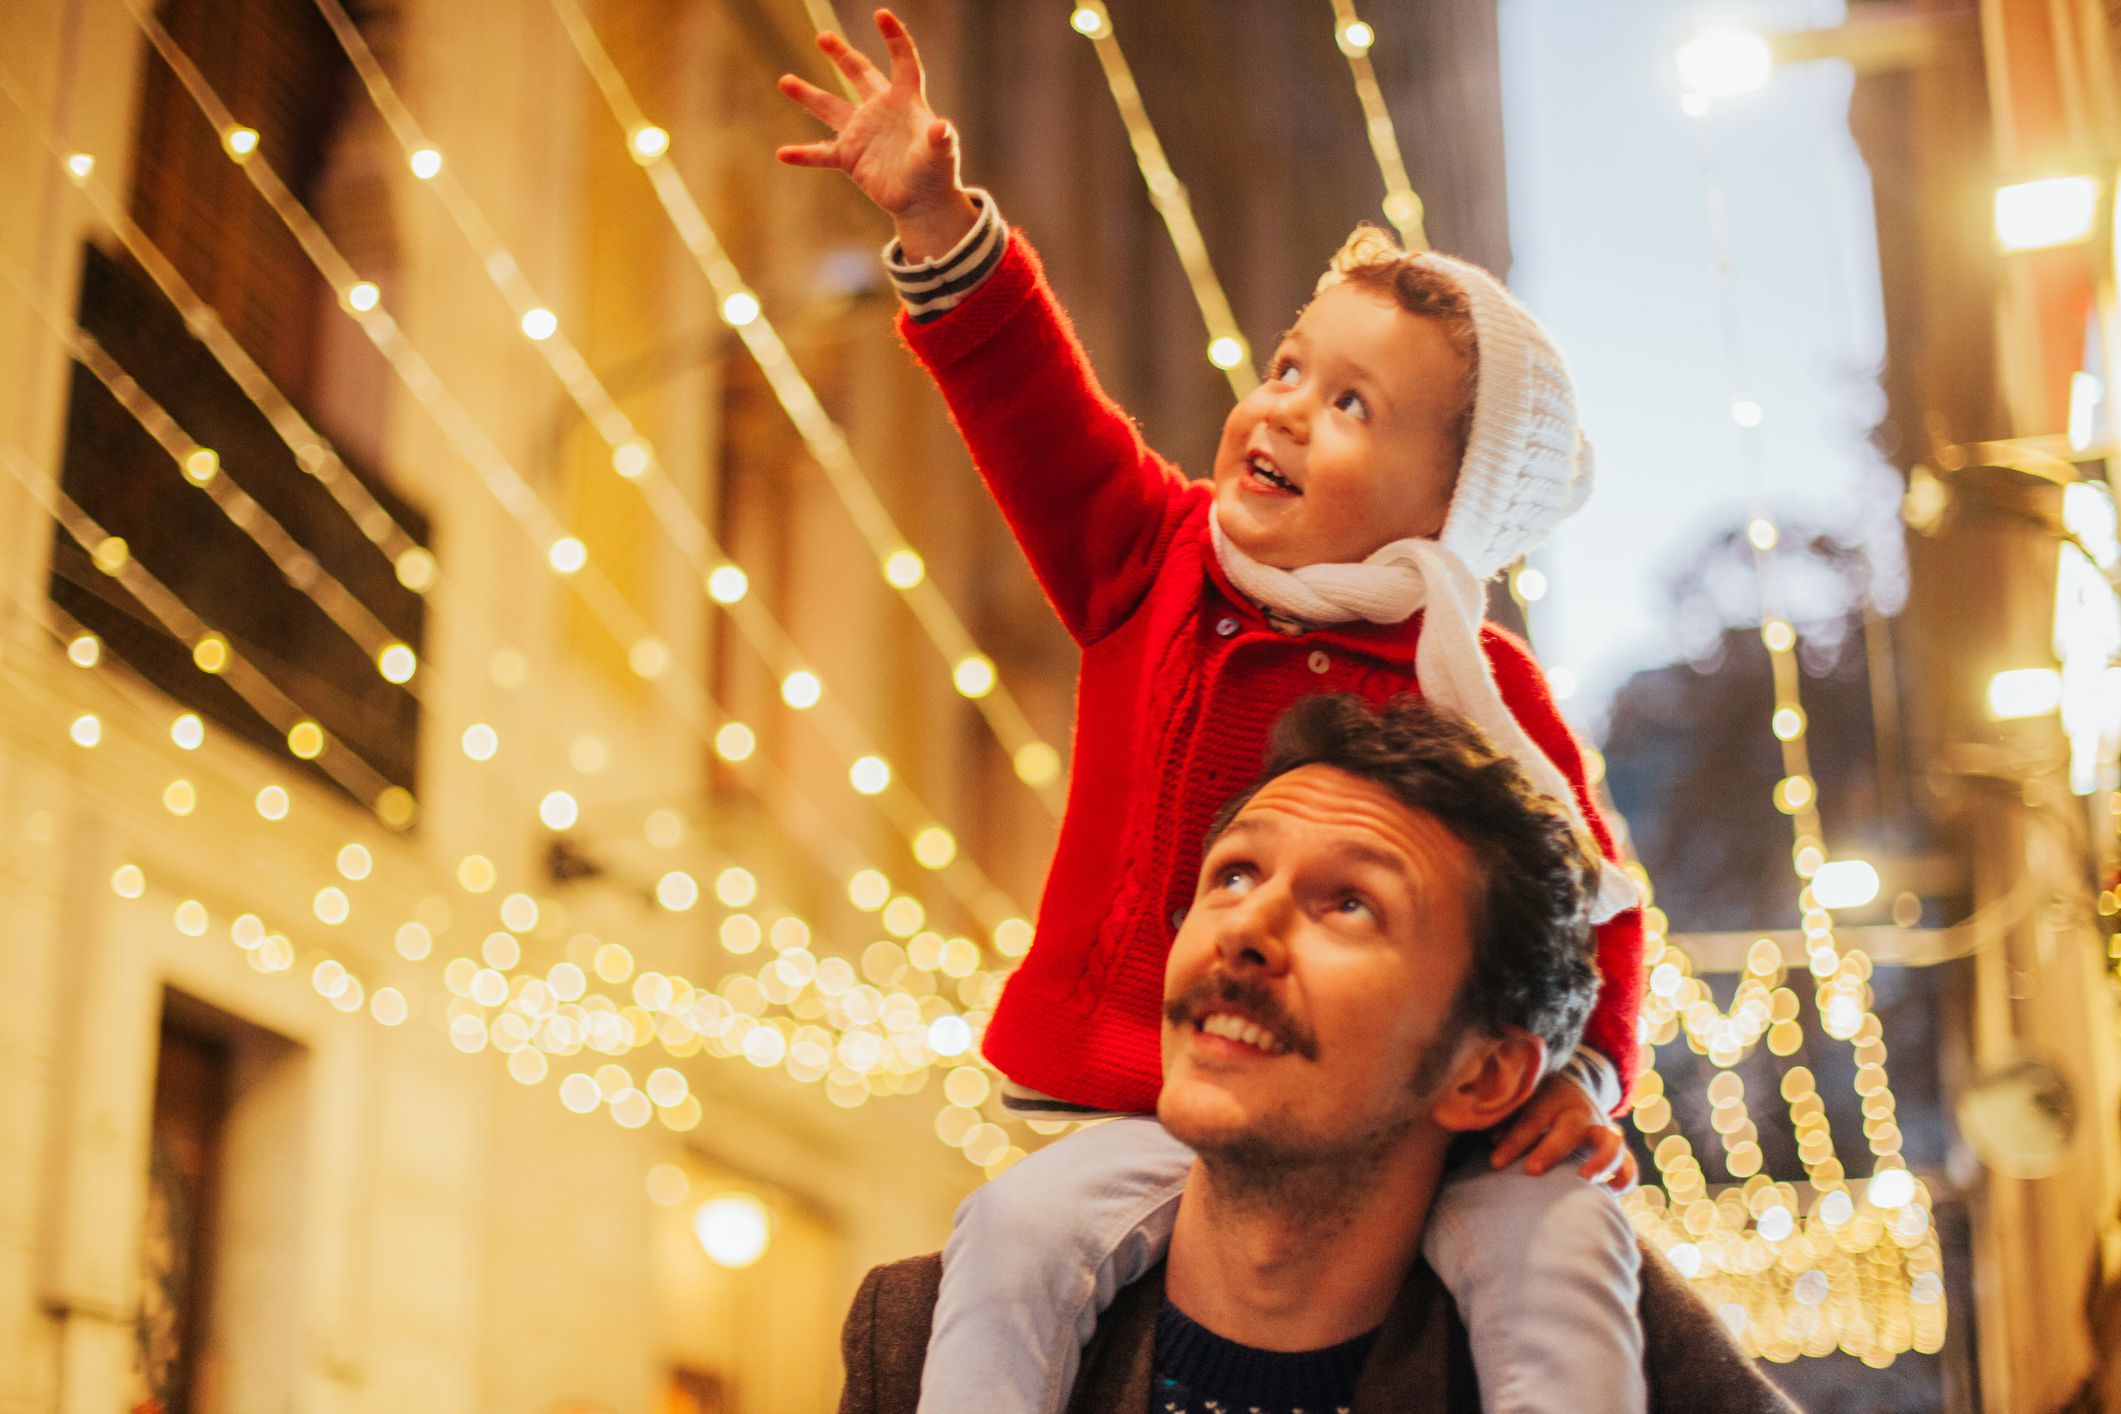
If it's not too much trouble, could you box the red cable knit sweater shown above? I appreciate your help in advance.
[900,231,1644,1116]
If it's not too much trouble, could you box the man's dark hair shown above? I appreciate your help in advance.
[1204,693,1601,1067]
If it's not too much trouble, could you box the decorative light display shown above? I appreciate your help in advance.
[1614,71,1944,1368]
[1324,0,1428,250]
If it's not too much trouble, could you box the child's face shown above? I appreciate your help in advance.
[1211,285,1468,569]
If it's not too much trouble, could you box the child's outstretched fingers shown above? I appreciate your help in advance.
[1575,1124,1628,1185]
[876,9,926,93]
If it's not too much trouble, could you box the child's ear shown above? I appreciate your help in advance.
[1429,1027,1547,1133]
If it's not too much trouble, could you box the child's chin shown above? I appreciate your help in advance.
[1216,499,1306,568]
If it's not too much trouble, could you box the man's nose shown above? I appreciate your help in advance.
[1214,882,1294,976]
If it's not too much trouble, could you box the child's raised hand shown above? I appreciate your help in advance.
[775,10,977,258]
[1488,1071,1638,1193]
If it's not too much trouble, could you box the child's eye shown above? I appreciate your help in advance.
[1272,359,1302,385]
[1211,863,1256,895]
[1335,389,1370,421]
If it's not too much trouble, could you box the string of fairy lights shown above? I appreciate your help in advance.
[1612,48,1944,1367]
[538,0,1066,808]
[105,0,1031,952]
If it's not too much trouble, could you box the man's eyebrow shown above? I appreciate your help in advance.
[1331,840,1414,882]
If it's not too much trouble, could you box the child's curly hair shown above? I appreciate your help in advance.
[1315,225,1480,465]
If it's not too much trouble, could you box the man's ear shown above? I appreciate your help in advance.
[1429,1027,1547,1133]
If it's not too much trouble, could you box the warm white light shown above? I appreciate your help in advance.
[1746,517,1778,550]
[547,537,587,575]
[347,281,380,312]
[112,864,146,898]
[66,632,101,667]
[706,565,749,603]
[462,723,499,760]
[630,638,671,680]
[182,447,219,484]
[1514,567,1547,602]
[657,870,700,912]
[2069,372,2104,452]
[1676,28,1772,98]
[65,152,94,181]
[370,987,408,1026]
[1015,742,1062,787]
[1069,4,1107,38]
[612,440,650,478]
[69,713,101,748]
[994,917,1033,957]
[928,1015,972,1056]
[848,870,891,911]
[850,755,891,795]
[539,790,579,830]
[781,670,821,710]
[914,826,957,869]
[714,722,756,762]
[377,641,417,683]
[1207,335,1247,370]
[314,886,350,925]
[224,126,260,158]
[520,307,558,341]
[1987,667,2062,720]
[570,734,608,774]
[882,549,925,588]
[255,785,290,820]
[408,146,443,179]
[1338,20,1374,53]
[952,654,996,698]
[715,867,757,907]
[1771,706,1805,741]
[1810,859,1880,910]
[630,125,670,160]
[1867,1168,1916,1209]
[693,1193,771,1268]
[394,546,437,591]
[337,843,372,880]
[721,291,761,327]
[1994,176,2100,253]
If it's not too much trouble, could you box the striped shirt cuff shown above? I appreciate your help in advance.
[1558,1044,1623,1114]
[883,188,1007,325]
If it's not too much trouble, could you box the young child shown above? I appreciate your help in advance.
[778,13,1650,1412]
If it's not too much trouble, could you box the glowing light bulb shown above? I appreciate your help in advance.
[192,634,229,673]
[371,987,409,1026]
[1514,567,1548,602]
[337,843,372,880]
[112,864,145,898]
[882,549,924,588]
[347,281,380,312]
[377,642,417,683]
[657,870,700,912]
[952,654,996,698]
[913,826,957,869]
[182,447,219,484]
[539,790,579,830]
[694,1193,771,1267]
[408,146,442,179]
[1771,706,1805,741]
[462,723,499,761]
[394,546,437,592]
[706,565,748,603]
[66,632,100,667]
[928,1015,972,1056]
[781,670,821,710]
[721,291,761,327]
[1731,398,1764,428]
[547,536,587,574]
[287,720,326,759]
[1207,335,1247,370]
[314,886,350,925]
[255,785,289,820]
[1988,667,2062,719]
[850,755,891,795]
[520,307,558,341]
[1338,20,1374,53]
[714,722,755,762]
[64,152,94,181]
[69,713,102,747]
[630,125,670,161]
[611,440,650,478]
[1069,5,1107,38]
[1810,859,1881,910]
[715,867,758,907]
[224,126,260,158]
[629,638,671,680]
[848,869,891,911]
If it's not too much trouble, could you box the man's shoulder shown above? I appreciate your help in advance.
[836,1255,943,1414]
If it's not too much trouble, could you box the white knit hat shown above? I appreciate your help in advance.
[1318,234,1594,582]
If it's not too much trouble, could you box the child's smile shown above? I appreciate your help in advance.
[1212,284,1469,571]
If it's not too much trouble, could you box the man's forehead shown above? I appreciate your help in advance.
[1226,765,1471,871]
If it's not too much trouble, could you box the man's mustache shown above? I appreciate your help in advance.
[1164,970,1319,1061]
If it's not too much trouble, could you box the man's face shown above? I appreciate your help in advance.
[1158,764,1481,1162]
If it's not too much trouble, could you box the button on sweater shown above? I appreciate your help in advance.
[897,229,1645,1116]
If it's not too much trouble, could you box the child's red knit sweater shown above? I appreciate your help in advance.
[900,230,1644,1116]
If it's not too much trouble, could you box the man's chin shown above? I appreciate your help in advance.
[1157,1070,1282,1154]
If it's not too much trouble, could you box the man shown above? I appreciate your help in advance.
[838,696,1795,1412]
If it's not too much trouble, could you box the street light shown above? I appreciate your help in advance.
[1992,176,2100,252]
[1676,28,1773,98]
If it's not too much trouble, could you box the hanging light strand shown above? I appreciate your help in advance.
[1322,0,1429,251]
[534,0,1065,814]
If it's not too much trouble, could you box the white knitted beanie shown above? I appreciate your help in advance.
[1317,234,1594,582]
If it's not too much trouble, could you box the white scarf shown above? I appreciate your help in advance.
[1209,514,1640,923]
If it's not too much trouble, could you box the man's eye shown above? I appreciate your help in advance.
[1336,389,1370,420]
[1272,359,1301,385]
[1333,893,1376,921]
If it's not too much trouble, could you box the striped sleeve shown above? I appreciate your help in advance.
[1559,1044,1623,1114]
[882,188,1008,324]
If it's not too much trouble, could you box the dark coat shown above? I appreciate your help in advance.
[836,1242,1798,1413]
